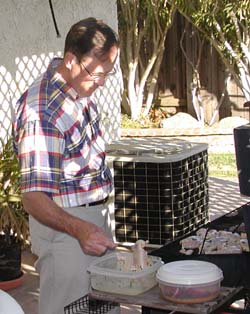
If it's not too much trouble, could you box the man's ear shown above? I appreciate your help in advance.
[64,52,76,70]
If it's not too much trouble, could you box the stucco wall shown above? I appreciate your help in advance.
[0,0,121,143]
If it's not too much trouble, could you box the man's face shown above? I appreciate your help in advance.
[68,46,118,97]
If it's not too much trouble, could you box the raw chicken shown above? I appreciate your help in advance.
[132,240,148,269]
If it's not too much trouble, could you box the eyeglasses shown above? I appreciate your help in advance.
[80,62,116,80]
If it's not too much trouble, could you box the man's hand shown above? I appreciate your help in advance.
[75,219,116,256]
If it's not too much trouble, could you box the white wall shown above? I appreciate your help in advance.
[0,0,121,143]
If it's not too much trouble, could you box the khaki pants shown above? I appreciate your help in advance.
[29,203,120,314]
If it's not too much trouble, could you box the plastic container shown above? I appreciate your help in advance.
[156,260,223,304]
[88,252,162,295]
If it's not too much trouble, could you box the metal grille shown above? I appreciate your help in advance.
[64,294,117,314]
[113,150,209,245]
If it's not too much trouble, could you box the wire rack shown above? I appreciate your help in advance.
[64,294,118,314]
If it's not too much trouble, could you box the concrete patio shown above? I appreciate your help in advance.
[8,176,250,314]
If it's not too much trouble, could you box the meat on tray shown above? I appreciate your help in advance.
[180,228,249,255]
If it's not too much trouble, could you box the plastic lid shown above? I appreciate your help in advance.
[156,260,223,285]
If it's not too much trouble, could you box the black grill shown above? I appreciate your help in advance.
[64,294,117,314]
[150,203,250,289]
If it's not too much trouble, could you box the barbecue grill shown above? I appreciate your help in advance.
[150,203,250,289]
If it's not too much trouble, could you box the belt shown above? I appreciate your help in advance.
[80,196,109,207]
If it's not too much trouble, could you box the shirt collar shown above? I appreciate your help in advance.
[47,57,79,101]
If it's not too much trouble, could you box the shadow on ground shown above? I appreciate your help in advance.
[209,176,250,220]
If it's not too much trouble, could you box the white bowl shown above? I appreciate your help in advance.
[156,260,223,304]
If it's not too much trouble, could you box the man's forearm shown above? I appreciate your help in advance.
[22,191,116,255]
[22,191,81,238]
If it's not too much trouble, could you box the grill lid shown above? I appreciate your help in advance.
[156,260,223,285]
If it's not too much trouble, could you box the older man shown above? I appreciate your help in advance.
[14,17,120,314]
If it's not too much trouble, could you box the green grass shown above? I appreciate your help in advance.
[208,152,237,177]
[121,114,158,129]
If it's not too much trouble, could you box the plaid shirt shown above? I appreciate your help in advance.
[13,58,112,208]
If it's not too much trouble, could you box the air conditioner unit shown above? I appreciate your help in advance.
[107,138,209,246]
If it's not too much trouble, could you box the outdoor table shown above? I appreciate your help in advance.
[89,285,245,314]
